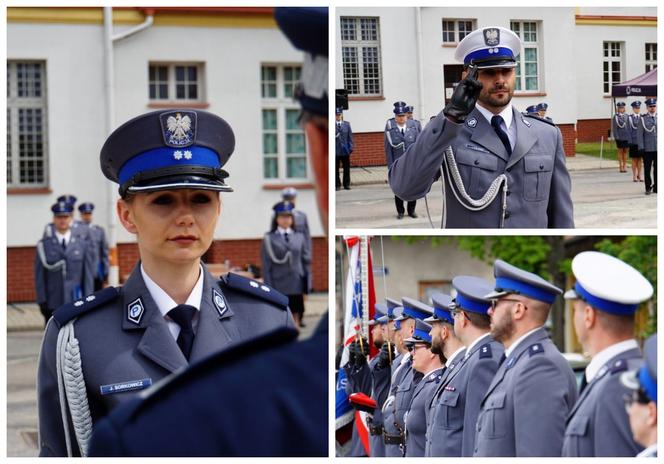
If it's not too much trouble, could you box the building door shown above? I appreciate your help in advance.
[443,64,465,104]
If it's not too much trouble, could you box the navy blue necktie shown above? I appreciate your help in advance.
[61,239,66,251]
[491,115,512,156]
[168,304,197,360]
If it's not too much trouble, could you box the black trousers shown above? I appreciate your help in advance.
[394,196,416,215]
[336,156,351,188]
[644,151,657,192]
[287,294,305,318]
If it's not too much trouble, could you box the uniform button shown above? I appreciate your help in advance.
[505,212,511,219]
[506,190,511,196]
[474,160,480,165]
[540,164,544,169]
[506,167,512,172]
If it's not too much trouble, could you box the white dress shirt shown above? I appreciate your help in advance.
[585,339,639,383]
[476,102,517,151]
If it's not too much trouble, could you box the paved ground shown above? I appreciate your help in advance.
[6,294,328,457]
[335,154,656,229]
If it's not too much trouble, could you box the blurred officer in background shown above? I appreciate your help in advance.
[385,101,419,219]
[536,102,552,122]
[562,251,653,457]
[281,186,312,299]
[34,201,95,326]
[612,101,630,173]
[474,260,577,456]
[627,101,644,182]
[88,6,328,457]
[621,334,657,458]
[78,202,109,291]
[637,98,657,195]
[335,107,354,190]
[406,105,422,132]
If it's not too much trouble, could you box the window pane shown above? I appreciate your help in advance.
[175,66,185,81]
[262,109,277,130]
[442,20,455,42]
[525,77,538,91]
[149,66,155,80]
[159,66,168,80]
[363,46,381,94]
[286,156,306,178]
[525,62,538,76]
[263,133,277,154]
[286,133,305,154]
[286,109,300,130]
[360,18,378,41]
[18,108,45,183]
[264,157,278,178]
[188,66,197,81]
[342,47,359,94]
[176,84,185,99]
[459,21,472,40]
[188,84,197,99]
[149,84,156,99]
[7,108,12,184]
[159,84,168,99]
[340,17,356,41]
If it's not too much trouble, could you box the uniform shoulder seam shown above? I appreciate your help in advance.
[219,272,289,309]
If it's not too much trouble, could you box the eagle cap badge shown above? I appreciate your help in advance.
[159,111,197,148]
[484,28,500,47]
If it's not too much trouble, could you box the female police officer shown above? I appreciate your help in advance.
[37,109,294,457]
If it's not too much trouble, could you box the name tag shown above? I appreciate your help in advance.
[100,378,152,395]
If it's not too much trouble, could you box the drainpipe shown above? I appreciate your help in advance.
[103,7,154,286]
[415,7,425,123]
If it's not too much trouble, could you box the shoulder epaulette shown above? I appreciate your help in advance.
[524,113,556,127]
[219,272,289,310]
[609,359,629,375]
[52,287,121,328]
[479,343,493,359]
[528,343,544,357]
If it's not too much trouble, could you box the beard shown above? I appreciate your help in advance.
[478,84,514,110]
[490,311,515,343]
[373,338,384,349]
[430,334,444,355]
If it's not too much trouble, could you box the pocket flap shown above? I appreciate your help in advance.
[440,389,459,407]
[524,155,553,173]
[484,391,506,409]
[455,149,498,171]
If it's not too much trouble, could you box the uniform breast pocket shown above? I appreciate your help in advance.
[436,389,462,431]
[482,391,507,439]
[523,154,554,202]
[454,149,499,198]
[563,415,590,456]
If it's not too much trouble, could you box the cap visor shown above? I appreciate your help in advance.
[423,315,437,323]
[484,290,509,300]
[127,174,233,194]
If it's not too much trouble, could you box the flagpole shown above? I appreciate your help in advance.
[360,236,370,344]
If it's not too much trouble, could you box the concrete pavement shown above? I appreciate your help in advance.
[336,154,656,228]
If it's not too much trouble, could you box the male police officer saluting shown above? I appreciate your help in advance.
[389,26,573,228]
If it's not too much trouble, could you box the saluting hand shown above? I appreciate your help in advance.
[377,341,395,369]
[443,65,483,123]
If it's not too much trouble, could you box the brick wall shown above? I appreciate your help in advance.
[558,123,577,157]
[349,132,386,166]
[577,118,611,143]
[8,237,328,303]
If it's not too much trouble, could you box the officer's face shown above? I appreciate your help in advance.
[398,318,415,347]
[53,214,72,233]
[626,398,656,447]
[647,105,656,114]
[617,106,626,113]
[430,322,444,355]
[336,113,342,121]
[474,67,516,111]
[395,114,407,125]
[572,299,590,350]
[80,212,93,224]
[117,189,220,267]
[371,324,384,347]
[538,110,546,117]
[276,213,293,229]
[411,343,432,373]
[633,107,641,114]
[488,298,516,343]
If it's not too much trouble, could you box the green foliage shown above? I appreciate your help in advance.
[576,142,617,160]
[456,236,552,278]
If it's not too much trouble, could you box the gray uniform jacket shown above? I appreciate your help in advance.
[335,120,354,157]
[370,359,391,457]
[562,347,644,457]
[382,357,415,457]
[261,230,310,296]
[385,119,420,167]
[474,327,578,457]
[87,223,110,280]
[293,210,312,292]
[34,233,95,313]
[611,113,630,142]
[428,337,503,457]
[388,107,574,228]
[637,113,657,152]
[627,114,641,146]
[405,367,444,457]
[424,348,466,456]
[37,264,293,456]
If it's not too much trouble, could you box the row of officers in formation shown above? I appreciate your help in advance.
[342,251,657,457]
[34,195,109,325]
[611,99,658,193]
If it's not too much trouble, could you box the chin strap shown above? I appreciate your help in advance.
[439,146,508,228]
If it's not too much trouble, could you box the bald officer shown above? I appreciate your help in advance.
[428,276,503,457]
[385,101,419,219]
[389,27,573,228]
[562,251,653,457]
[474,260,577,456]
[403,319,443,457]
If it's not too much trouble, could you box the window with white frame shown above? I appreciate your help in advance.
[645,43,657,72]
[7,61,49,188]
[602,42,623,94]
[261,65,307,181]
[148,63,204,102]
[340,17,382,96]
[441,19,474,44]
[510,21,540,92]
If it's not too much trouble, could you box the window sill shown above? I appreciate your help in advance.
[147,102,210,109]
[513,92,547,97]
[349,96,385,102]
[262,182,314,190]
[8,187,52,195]
[442,43,458,48]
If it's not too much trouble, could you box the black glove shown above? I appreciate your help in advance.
[443,65,483,123]
[39,303,49,315]
[377,341,396,369]
[350,338,369,366]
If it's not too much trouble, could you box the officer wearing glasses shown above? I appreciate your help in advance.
[474,260,577,456]
[562,251,654,457]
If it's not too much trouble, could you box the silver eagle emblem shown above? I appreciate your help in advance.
[166,113,192,143]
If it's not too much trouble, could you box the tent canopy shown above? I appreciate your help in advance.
[612,67,657,97]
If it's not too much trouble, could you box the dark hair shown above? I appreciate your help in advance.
[270,213,297,233]
[465,311,491,330]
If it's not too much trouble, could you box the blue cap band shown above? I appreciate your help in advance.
[638,366,657,403]
[434,307,454,324]
[464,47,515,65]
[118,146,220,185]
[574,282,638,315]
[395,319,401,330]
[412,328,432,344]
[402,304,430,321]
[455,293,489,314]
[496,277,557,304]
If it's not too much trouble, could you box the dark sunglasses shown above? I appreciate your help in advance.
[623,388,651,406]
[490,298,528,311]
